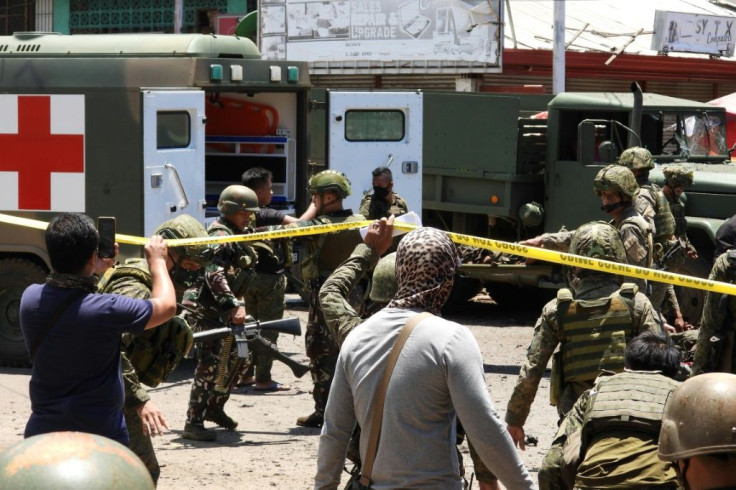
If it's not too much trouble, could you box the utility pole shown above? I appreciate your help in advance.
[552,1,565,94]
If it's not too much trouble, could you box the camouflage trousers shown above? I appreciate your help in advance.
[124,403,160,485]
[242,273,286,383]
[186,334,242,424]
[306,287,339,414]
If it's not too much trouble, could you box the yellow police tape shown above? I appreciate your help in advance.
[1,212,734,296]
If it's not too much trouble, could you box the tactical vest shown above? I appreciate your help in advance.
[642,184,676,242]
[667,197,688,238]
[300,211,364,284]
[208,220,256,298]
[618,209,654,268]
[98,259,194,388]
[581,371,680,449]
[557,284,636,383]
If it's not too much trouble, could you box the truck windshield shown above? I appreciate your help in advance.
[655,111,728,160]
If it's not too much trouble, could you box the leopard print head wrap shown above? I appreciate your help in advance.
[387,227,457,314]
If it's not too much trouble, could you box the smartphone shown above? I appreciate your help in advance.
[97,217,116,259]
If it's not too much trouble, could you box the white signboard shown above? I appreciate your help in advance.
[652,10,735,57]
[259,0,501,67]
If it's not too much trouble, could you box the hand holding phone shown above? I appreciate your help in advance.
[97,217,116,259]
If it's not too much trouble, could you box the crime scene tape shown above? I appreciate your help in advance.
[1,212,735,296]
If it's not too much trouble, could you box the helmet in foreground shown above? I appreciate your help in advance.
[658,372,736,461]
[594,164,639,200]
[663,165,694,188]
[618,146,654,170]
[307,170,351,199]
[155,214,212,266]
[217,185,260,216]
[569,221,628,264]
[369,252,397,303]
[0,431,154,489]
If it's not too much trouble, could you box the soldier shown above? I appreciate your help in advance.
[506,222,663,458]
[99,214,211,483]
[358,166,409,220]
[293,170,365,428]
[618,147,685,329]
[539,331,681,490]
[714,214,736,260]
[182,185,259,441]
[661,164,697,260]
[690,248,736,375]
[658,372,736,489]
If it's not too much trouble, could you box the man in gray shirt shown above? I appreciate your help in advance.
[315,227,534,489]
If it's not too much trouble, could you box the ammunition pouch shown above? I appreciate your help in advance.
[123,315,194,388]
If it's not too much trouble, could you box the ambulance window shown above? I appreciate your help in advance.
[345,110,405,142]
[157,111,191,149]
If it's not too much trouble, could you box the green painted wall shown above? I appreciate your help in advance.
[228,0,248,13]
[53,0,70,34]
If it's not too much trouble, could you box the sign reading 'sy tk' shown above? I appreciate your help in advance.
[652,10,735,57]
[259,0,501,67]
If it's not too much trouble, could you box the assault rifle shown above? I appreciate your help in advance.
[652,238,684,271]
[179,303,309,379]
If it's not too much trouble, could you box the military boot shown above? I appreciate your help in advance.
[182,422,216,442]
[296,410,324,428]
[205,409,238,430]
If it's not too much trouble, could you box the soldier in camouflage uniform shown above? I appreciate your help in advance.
[662,164,697,260]
[506,222,663,462]
[98,213,211,484]
[358,166,409,220]
[293,170,365,428]
[539,331,681,490]
[618,147,685,330]
[182,185,259,441]
[691,248,736,376]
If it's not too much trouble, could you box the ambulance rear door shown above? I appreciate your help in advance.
[142,89,207,235]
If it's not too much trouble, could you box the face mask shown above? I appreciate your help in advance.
[601,202,625,213]
[373,186,390,200]
[170,264,201,290]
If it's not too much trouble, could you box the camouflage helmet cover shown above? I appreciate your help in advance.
[0,432,154,489]
[658,372,736,460]
[662,165,694,188]
[618,146,654,170]
[369,252,397,303]
[594,164,639,200]
[218,185,260,216]
[307,170,352,199]
[154,214,212,266]
[569,221,627,264]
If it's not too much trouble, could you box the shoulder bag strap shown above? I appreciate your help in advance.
[29,291,86,361]
[359,311,432,486]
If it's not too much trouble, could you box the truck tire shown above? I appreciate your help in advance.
[0,259,47,367]
[674,256,711,325]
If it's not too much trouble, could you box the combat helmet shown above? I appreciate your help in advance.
[618,146,654,170]
[307,170,351,199]
[658,373,736,460]
[155,214,212,266]
[0,432,155,489]
[369,252,397,303]
[217,185,259,216]
[594,164,639,201]
[663,165,694,188]
[569,221,627,264]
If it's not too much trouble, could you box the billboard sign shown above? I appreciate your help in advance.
[652,10,735,57]
[259,0,501,68]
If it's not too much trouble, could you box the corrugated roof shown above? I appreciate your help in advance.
[506,0,736,60]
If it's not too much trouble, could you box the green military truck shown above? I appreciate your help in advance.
[0,32,311,365]
[311,85,734,317]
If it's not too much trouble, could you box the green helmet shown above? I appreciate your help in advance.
[0,432,154,489]
[659,373,736,461]
[594,164,639,200]
[217,185,259,216]
[369,252,397,303]
[663,165,694,188]
[569,221,627,264]
[307,170,351,199]
[618,146,654,170]
[155,214,212,266]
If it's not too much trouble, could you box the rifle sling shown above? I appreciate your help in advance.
[359,312,432,487]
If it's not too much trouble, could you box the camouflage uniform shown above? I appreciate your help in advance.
[505,276,662,428]
[539,371,680,490]
[185,217,256,428]
[691,250,736,375]
[358,192,408,220]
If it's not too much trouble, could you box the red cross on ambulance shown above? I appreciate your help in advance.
[0,95,85,211]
